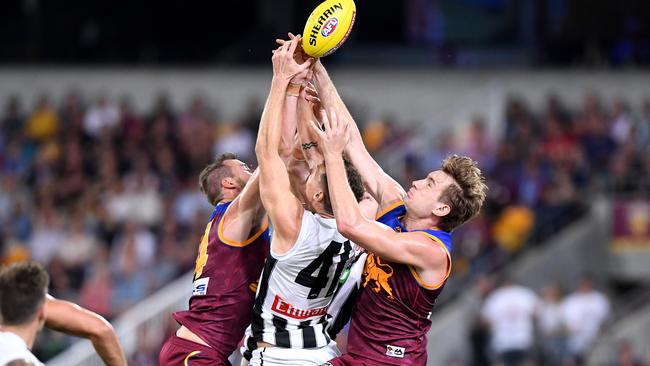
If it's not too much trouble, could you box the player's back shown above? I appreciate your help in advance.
[173,201,270,359]
[251,210,354,349]
[344,203,453,365]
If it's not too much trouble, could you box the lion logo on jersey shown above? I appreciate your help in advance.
[363,253,394,299]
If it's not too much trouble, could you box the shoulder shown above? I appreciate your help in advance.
[375,201,405,222]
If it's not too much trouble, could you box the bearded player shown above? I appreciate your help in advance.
[309,66,487,364]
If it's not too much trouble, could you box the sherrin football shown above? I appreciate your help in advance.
[302,0,356,58]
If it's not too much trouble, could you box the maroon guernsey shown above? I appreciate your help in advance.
[330,202,453,366]
[172,201,270,360]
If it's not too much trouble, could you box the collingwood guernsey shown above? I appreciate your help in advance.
[251,210,354,349]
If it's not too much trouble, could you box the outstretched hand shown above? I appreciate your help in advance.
[272,36,313,83]
[276,32,310,64]
[309,107,349,157]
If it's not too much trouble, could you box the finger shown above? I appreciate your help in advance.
[305,86,318,96]
[305,95,320,103]
[282,40,290,53]
[276,38,286,45]
[288,32,296,40]
[288,38,300,57]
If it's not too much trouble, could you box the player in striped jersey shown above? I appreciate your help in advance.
[247,37,365,366]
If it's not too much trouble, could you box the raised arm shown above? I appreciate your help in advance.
[45,295,126,366]
[311,61,405,212]
[255,38,312,255]
[312,110,449,286]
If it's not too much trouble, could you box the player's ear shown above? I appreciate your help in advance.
[221,177,237,189]
[36,302,46,330]
[314,191,324,203]
[432,203,450,218]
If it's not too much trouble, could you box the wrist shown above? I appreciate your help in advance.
[323,150,343,161]
[287,82,301,97]
[272,77,291,89]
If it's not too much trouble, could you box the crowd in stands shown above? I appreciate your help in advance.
[0,90,648,363]
[400,94,650,289]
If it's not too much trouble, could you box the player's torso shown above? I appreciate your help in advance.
[346,203,452,365]
[252,211,355,349]
[173,201,270,353]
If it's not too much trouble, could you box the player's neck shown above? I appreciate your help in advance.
[2,323,38,349]
[401,211,437,231]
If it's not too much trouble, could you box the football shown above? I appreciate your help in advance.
[302,0,356,58]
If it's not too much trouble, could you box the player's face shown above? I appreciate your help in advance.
[304,164,326,212]
[404,170,454,219]
[224,159,253,187]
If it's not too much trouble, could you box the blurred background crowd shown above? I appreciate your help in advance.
[1,87,648,364]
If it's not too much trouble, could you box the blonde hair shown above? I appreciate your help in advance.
[438,154,487,232]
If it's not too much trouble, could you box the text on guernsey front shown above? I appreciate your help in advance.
[271,295,328,319]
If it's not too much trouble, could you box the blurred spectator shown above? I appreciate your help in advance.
[536,282,567,365]
[25,95,59,142]
[615,340,642,366]
[561,276,611,365]
[481,278,539,366]
[83,96,119,137]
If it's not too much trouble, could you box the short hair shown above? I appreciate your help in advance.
[320,159,365,214]
[0,261,49,326]
[198,152,238,205]
[438,154,487,232]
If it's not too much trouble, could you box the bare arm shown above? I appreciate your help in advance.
[312,61,405,211]
[45,296,126,366]
[256,39,312,255]
[220,168,268,243]
[313,111,449,285]
[296,86,324,168]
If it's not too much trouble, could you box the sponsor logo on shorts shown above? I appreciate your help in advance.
[386,344,405,358]
[321,17,339,37]
[192,277,209,296]
[271,294,328,319]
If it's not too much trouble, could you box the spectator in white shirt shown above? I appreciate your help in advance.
[83,96,119,137]
[0,262,49,366]
[561,276,610,365]
[536,282,567,365]
[481,277,539,366]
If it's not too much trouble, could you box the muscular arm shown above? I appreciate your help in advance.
[45,296,126,366]
[220,168,268,243]
[256,77,305,255]
[313,61,405,211]
[323,154,448,274]
[296,88,324,168]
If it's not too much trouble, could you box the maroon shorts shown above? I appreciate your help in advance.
[159,335,230,366]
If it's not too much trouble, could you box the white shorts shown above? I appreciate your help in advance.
[248,342,340,366]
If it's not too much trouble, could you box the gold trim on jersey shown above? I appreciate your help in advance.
[217,215,269,248]
[407,232,452,290]
[184,350,201,366]
[375,200,404,220]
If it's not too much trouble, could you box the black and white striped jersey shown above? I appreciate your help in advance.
[251,210,354,349]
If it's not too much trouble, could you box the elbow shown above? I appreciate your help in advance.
[88,314,116,342]
[337,217,361,239]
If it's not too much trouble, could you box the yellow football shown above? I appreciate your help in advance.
[302,0,356,58]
